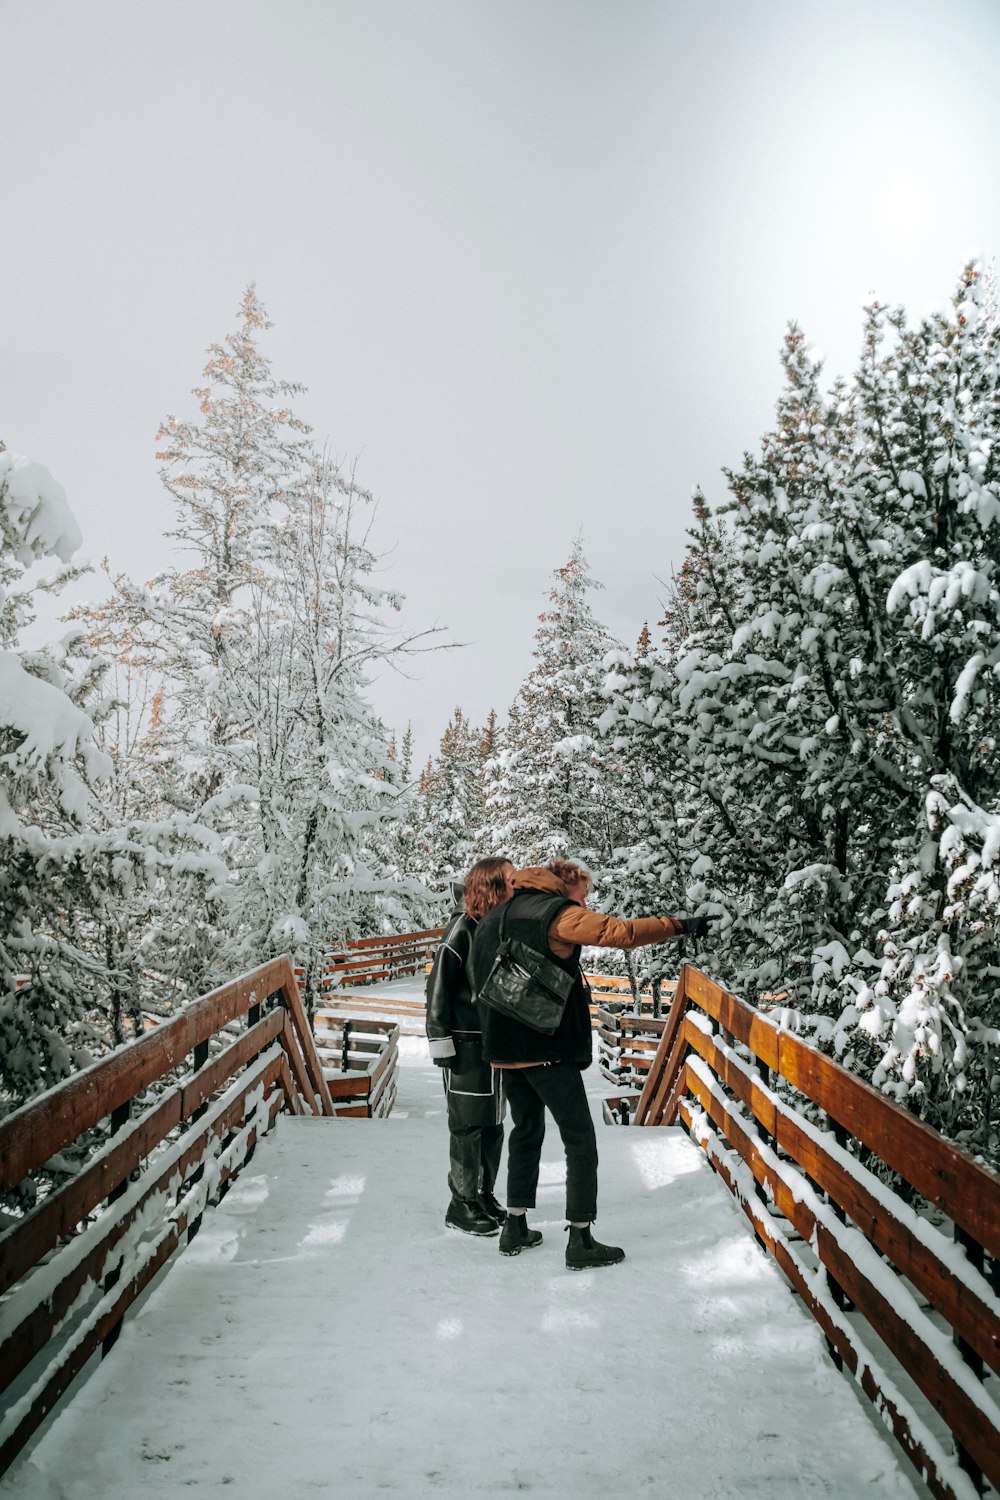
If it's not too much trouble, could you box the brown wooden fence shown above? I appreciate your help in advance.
[595,988,677,1090]
[0,956,331,1477]
[314,1016,400,1117]
[635,963,1000,1500]
[298,928,445,1032]
[307,929,666,1036]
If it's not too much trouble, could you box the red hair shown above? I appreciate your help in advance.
[464,857,511,920]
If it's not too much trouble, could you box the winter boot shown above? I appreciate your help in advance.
[565,1224,625,1269]
[477,1189,506,1226]
[445,1197,500,1237]
[499,1213,543,1256]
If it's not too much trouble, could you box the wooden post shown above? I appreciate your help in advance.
[102,1101,131,1355]
[954,1225,986,1494]
[186,1037,211,1245]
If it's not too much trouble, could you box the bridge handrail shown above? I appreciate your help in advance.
[0,955,332,1476]
[636,963,1000,1500]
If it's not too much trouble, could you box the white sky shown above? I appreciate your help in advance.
[3,0,1000,763]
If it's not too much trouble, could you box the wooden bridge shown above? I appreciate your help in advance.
[1,936,998,1498]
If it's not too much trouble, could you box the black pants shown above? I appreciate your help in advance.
[502,1063,598,1223]
[447,1122,504,1202]
[443,1063,504,1201]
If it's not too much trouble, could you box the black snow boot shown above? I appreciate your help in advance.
[499,1214,543,1256]
[565,1224,625,1270]
[477,1189,506,1226]
[445,1197,500,1236]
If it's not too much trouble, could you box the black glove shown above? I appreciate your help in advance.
[679,913,722,939]
[432,1055,451,1068]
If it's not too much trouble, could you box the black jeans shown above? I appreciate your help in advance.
[447,1123,504,1202]
[502,1063,598,1223]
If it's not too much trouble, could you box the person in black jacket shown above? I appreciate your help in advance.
[425,857,514,1236]
[473,860,716,1268]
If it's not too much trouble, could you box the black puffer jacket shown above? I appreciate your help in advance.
[472,889,593,1069]
[425,910,500,1128]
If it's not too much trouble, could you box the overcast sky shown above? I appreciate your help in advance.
[4,0,1000,763]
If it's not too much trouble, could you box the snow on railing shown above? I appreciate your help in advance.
[0,955,333,1477]
[633,963,1000,1500]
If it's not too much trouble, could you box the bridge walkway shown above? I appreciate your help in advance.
[3,1035,924,1499]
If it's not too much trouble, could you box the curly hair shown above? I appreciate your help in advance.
[464,857,513,920]
[546,859,593,893]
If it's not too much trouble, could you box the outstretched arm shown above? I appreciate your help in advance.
[549,908,684,950]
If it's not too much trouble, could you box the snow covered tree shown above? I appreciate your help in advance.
[220,452,436,1011]
[482,539,627,867]
[0,448,108,1107]
[604,258,1000,1154]
[842,264,1000,1139]
[408,707,483,891]
[74,291,438,1015]
[80,285,314,817]
[0,451,226,1117]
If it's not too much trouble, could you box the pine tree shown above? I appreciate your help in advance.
[605,258,1000,1152]
[409,708,483,892]
[0,452,226,1115]
[486,539,626,867]
[74,292,438,1017]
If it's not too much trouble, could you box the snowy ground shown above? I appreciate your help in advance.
[4,1035,925,1499]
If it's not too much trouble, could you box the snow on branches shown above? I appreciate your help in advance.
[604,258,1000,1154]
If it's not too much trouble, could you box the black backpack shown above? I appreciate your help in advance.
[476,901,577,1035]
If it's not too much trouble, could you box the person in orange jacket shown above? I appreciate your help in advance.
[472,859,716,1268]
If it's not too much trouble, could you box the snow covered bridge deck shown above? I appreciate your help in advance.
[5,1036,923,1500]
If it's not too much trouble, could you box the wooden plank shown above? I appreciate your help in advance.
[331,926,444,952]
[634,965,692,1125]
[274,967,334,1116]
[324,1072,373,1099]
[0,1088,283,1478]
[677,1098,972,1500]
[683,1072,1000,1491]
[314,1029,383,1052]
[369,1053,398,1114]
[636,983,698,1127]
[314,1012,406,1035]
[368,1034,399,1093]
[178,1010,286,1119]
[277,1056,304,1116]
[278,1012,318,1110]
[373,1079,397,1118]
[620,1017,668,1037]
[0,1011,284,1298]
[314,1043,383,1069]
[0,958,292,1188]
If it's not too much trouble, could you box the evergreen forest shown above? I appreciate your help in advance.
[3,263,1000,1165]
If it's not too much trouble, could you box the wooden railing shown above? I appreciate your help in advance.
[298,928,445,1032]
[308,928,665,1036]
[314,1016,400,1117]
[0,956,332,1476]
[595,988,678,1090]
[323,927,445,988]
[636,964,1000,1500]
